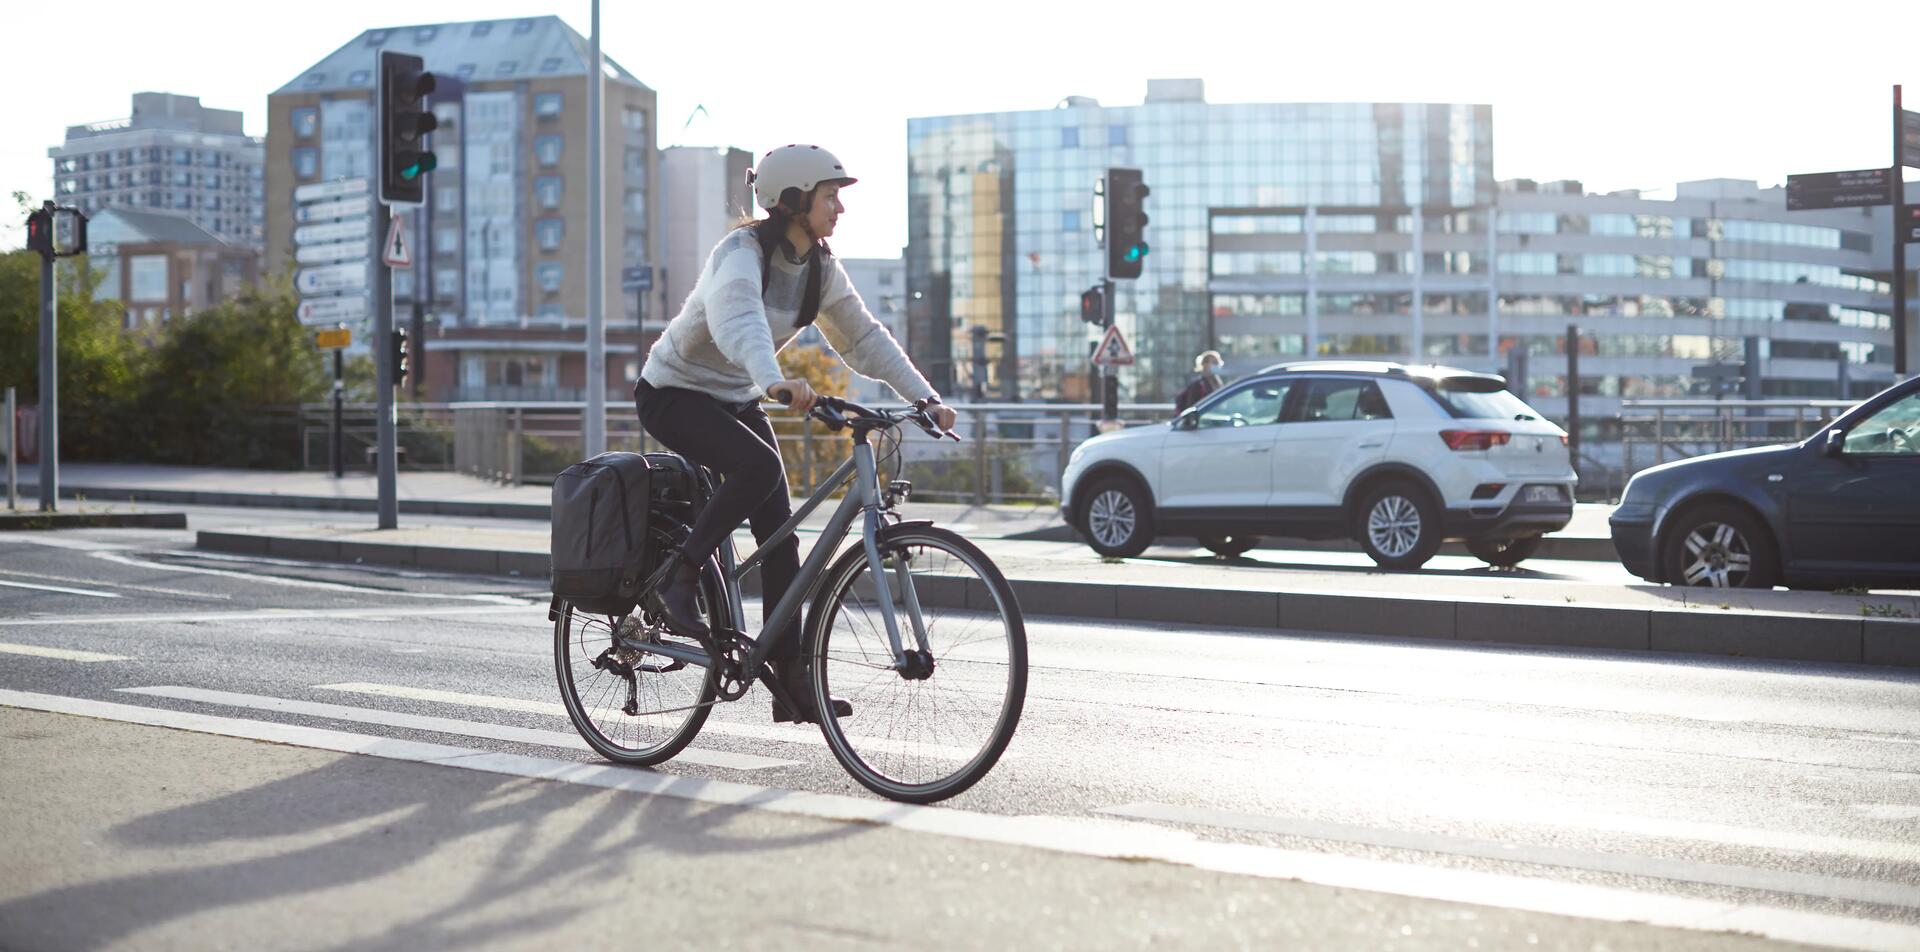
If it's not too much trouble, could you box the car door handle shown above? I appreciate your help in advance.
[1358,441,1384,448]
[1246,446,1272,453]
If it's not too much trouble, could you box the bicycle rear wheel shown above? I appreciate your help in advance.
[806,525,1026,803]
[554,561,722,767]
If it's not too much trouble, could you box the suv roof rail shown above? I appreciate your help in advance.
[1255,360,1410,376]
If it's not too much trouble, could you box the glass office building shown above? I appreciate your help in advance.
[906,80,1494,401]
[905,81,1907,424]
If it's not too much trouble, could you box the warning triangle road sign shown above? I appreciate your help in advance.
[383,215,412,268]
[1091,324,1135,367]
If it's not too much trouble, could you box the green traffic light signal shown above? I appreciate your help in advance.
[1124,242,1149,263]
[400,154,438,181]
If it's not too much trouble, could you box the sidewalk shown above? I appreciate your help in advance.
[1,703,1844,952]
[24,461,1618,557]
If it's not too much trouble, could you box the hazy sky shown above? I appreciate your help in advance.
[5,0,1918,257]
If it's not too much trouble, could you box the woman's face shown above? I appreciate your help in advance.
[806,182,845,238]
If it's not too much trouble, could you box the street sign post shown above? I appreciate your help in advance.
[1785,168,1892,210]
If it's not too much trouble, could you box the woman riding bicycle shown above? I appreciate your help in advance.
[635,144,958,726]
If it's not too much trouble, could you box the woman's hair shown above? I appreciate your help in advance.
[1194,350,1223,373]
[732,186,833,328]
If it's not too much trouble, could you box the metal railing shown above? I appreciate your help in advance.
[1618,398,1857,476]
[444,400,1178,504]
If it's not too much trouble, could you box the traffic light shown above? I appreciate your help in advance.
[1079,284,1107,326]
[1106,167,1149,279]
[378,51,438,205]
[24,209,51,256]
[391,327,410,385]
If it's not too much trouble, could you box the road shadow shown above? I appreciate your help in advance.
[0,749,872,950]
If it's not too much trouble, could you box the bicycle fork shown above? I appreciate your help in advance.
[855,454,935,680]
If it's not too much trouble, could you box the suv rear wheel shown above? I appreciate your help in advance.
[1355,481,1443,570]
[1082,477,1154,558]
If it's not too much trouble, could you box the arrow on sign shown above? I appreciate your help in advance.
[383,214,412,268]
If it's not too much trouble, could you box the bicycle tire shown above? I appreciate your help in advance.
[554,549,723,767]
[805,524,1027,803]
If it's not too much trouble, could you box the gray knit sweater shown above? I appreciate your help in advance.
[640,228,936,405]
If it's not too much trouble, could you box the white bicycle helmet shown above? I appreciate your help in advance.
[747,144,857,211]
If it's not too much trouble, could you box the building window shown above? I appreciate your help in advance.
[1061,127,1079,148]
[435,185,459,210]
[535,175,562,209]
[625,190,645,218]
[622,108,648,132]
[129,255,168,302]
[536,262,563,293]
[497,61,518,76]
[536,304,564,320]
[348,69,370,86]
[292,148,318,179]
[1108,125,1128,146]
[471,21,493,37]
[514,18,536,33]
[456,64,476,79]
[535,136,563,166]
[303,74,325,89]
[536,218,563,251]
[434,268,460,299]
[365,30,389,46]
[540,57,562,73]
[534,93,563,117]
[1062,210,1081,232]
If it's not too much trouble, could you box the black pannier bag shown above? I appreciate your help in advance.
[550,451,708,617]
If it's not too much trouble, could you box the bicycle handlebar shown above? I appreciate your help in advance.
[766,392,961,442]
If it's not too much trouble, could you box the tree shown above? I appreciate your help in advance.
[775,342,852,494]
[0,249,146,460]
[138,275,328,467]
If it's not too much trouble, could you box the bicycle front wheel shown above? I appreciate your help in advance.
[807,525,1027,803]
[554,566,721,767]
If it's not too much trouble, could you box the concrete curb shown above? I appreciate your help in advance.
[1,511,188,531]
[195,529,1917,670]
[1008,525,1617,562]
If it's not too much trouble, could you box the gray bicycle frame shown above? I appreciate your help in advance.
[630,435,934,680]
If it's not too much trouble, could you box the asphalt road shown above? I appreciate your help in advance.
[2,522,1916,947]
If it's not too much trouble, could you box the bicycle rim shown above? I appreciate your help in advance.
[554,590,717,767]
[809,526,1027,803]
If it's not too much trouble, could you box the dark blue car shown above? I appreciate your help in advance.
[1610,375,1920,590]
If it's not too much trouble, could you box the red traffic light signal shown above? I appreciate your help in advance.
[1080,284,1106,326]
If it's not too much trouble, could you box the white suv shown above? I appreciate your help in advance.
[1060,362,1577,570]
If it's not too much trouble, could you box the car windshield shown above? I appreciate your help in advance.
[1430,379,1540,420]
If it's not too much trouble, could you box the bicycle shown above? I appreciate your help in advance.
[552,395,1028,803]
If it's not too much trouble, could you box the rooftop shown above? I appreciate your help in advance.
[276,16,646,96]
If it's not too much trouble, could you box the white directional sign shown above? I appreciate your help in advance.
[295,240,369,265]
[293,178,370,203]
[296,196,369,223]
[296,263,368,295]
[294,220,366,245]
[297,295,368,326]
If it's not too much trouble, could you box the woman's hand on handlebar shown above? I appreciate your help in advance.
[767,379,818,414]
[927,402,957,432]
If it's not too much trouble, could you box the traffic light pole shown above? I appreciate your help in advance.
[372,200,398,529]
[1894,85,1909,379]
[331,350,344,479]
[1101,278,1117,424]
[36,235,56,513]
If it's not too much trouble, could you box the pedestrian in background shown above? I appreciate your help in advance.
[1174,350,1225,413]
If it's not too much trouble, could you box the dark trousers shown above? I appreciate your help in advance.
[634,381,802,658]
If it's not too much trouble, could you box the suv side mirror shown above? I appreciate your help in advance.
[1172,409,1198,431]
[1820,429,1845,458]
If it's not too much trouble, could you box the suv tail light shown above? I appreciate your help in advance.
[1440,429,1512,451]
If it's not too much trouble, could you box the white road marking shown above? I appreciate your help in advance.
[3,687,1916,952]
[0,568,230,601]
[1096,802,1919,909]
[116,685,798,772]
[0,578,119,598]
[316,681,985,761]
[0,605,532,628]
[0,642,131,663]
[89,550,525,604]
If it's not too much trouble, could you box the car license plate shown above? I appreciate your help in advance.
[1525,485,1561,503]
